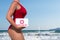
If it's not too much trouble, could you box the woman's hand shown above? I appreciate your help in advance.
[15,25,25,30]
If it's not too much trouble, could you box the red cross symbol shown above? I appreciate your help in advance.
[20,20,24,24]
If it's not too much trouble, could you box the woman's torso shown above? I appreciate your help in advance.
[13,2,27,21]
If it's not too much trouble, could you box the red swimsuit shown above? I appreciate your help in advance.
[8,2,27,29]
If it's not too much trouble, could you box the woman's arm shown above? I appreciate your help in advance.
[6,2,18,29]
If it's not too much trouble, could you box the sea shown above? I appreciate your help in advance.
[0,30,40,40]
[40,30,60,40]
[1,30,60,40]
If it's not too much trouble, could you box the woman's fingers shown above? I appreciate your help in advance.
[15,25,25,30]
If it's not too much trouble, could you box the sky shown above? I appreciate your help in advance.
[0,0,60,30]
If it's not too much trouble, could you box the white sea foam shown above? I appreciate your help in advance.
[1,31,60,40]
[0,32,40,40]
[40,32,60,40]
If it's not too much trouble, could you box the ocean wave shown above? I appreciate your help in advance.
[0,32,40,40]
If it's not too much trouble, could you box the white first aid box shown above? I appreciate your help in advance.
[15,18,29,27]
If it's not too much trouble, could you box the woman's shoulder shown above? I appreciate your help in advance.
[11,1,18,6]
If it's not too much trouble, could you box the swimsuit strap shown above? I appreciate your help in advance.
[13,1,20,5]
